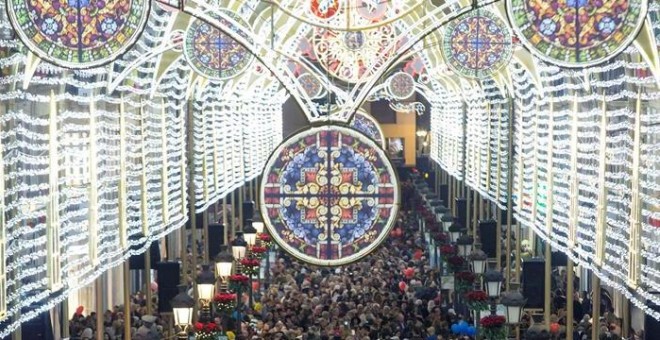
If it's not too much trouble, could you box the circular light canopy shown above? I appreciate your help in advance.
[7,0,151,69]
[260,125,399,266]
[506,0,648,68]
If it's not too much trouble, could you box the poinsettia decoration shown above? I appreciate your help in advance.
[465,290,489,311]
[446,255,465,273]
[455,271,476,294]
[194,322,220,340]
[440,245,456,256]
[240,258,260,276]
[258,233,273,248]
[228,274,249,291]
[480,315,506,339]
[250,245,267,259]
[213,292,236,313]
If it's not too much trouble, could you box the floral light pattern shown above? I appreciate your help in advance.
[442,10,513,79]
[7,0,150,68]
[183,9,254,81]
[261,126,398,266]
[507,0,647,67]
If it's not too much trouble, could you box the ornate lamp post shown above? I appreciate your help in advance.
[456,235,474,257]
[243,222,257,248]
[441,215,454,232]
[501,290,526,324]
[171,284,195,340]
[469,248,488,275]
[215,246,234,286]
[483,269,504,315]
[448,223,464,243]
[231,233,247,261]
[196,264,216,322]
[502,290,527,340]
[252,221,265,235]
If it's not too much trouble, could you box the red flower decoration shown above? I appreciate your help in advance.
[480,315,506,328]
[258,233,271,241]
[455,271,476,283]
[447,255,464,266]
[240,258,260,267]
[205,322,217,332]
[194,322,204,331]
[465,290,488,302]
[229,274,249,283]
[213,293,237,303]
[251,246,267,254]
[440,245,456,255]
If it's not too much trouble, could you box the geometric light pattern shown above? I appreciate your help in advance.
[442,10,513,79]
[183,9,254,81]
[507,0,647,68]
[261,125,399,266]
[388,72,415,100]
[312,25,397,83]
[7,0,150,69]
[349,110,385,148]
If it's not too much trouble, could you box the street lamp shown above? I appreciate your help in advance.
[197,264,216,322]
[441,215,454,232]
[483,270,504,299]
[456,235,474,257]
[243,221,258,248]
[215,246,234,282]
[469,248,488,275]
[501,291,527,324]
[252,221,265,234]
[197,264,216,302]
[435,206,449,224]
[448,223,464,243]
[231,233,247,260]
[171,284,195,340]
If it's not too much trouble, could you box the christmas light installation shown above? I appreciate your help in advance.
[349,110,386,148]
[506,0,648,68]
[442,9,513,79]
[7,0,151,69]
[260,125,399,266]
[184,9,254,80]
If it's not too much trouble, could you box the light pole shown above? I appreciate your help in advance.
[231,233,247,333]
[171,284,195,340]
[215,246,234,286]
[469,248,488,276]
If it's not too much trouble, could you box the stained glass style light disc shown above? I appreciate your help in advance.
[183,9,254,81]
[261,125,399,266]
[7,0,150,69]
[298,73,324,99]
[349,110,385,148]
[388,72,415,100]
[442,10,513,79]
[507,0,647,68]
[310,0,341,19]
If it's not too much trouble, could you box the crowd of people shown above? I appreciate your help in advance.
[68,293,164,340]
[70,176,643,339]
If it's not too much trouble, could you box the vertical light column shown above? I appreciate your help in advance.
[627,87,643,287]
[515,96,524,283]
[180,102,188,282]
[544,100,555,325]
[594,93,607,267]
[161,100,170,226]
[187,102,199,315]
[47,91,62,290]
[140,105,149,236]
[88,101,99,266]
[568,93,579,250]
[118,98,128,249]
[505,99,514,288]
[222,197,228,244]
